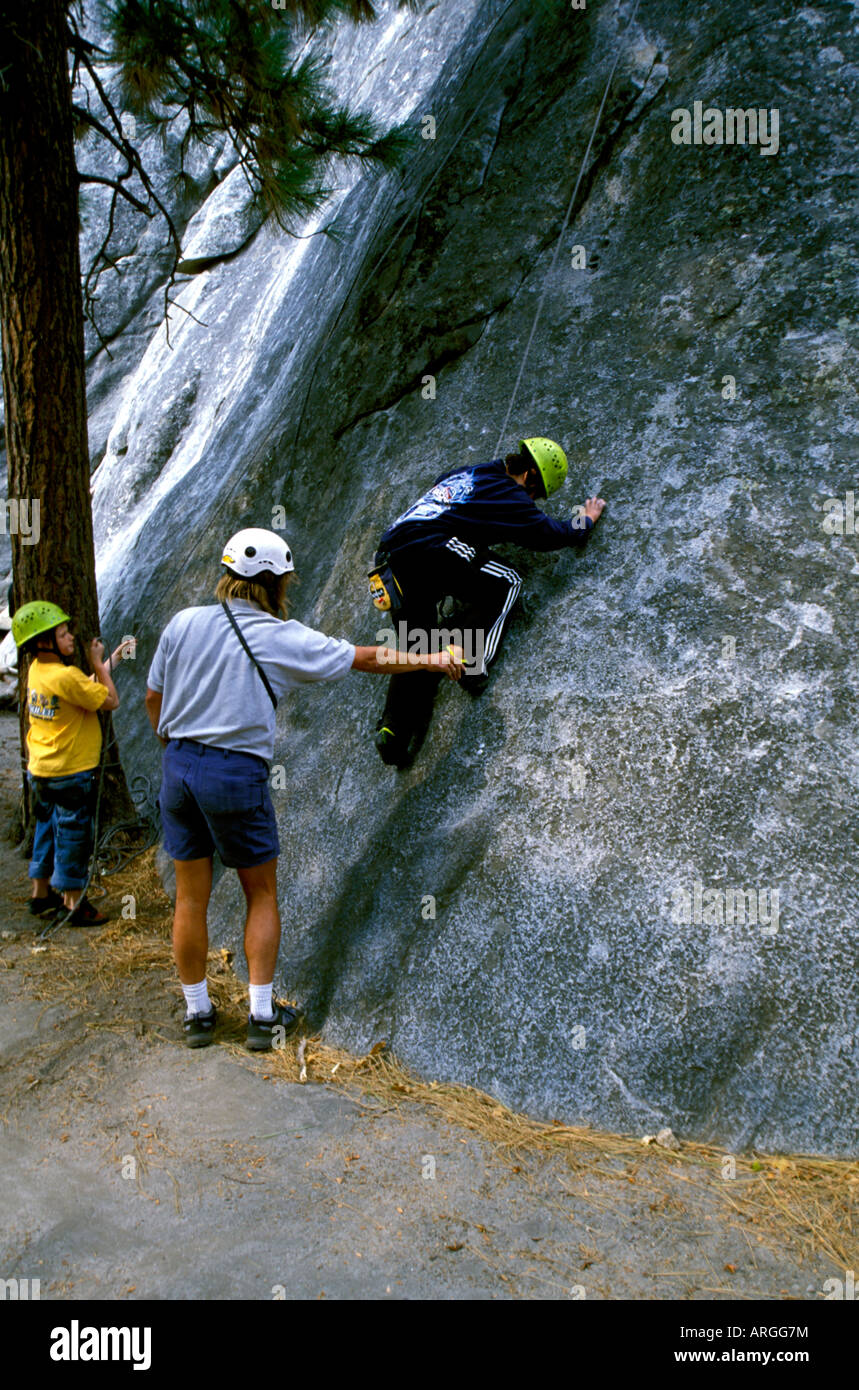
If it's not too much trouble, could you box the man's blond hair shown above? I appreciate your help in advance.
[214,569,294,619]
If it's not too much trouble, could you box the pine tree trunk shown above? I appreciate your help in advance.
[0,0,136,837]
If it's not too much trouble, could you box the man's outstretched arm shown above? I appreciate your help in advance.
[352,646,464,679]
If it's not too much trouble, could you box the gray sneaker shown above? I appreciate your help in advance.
[246,1001,303,1052]
[183,1005,217,1049]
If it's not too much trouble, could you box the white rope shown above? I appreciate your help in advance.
[493,0,643,458]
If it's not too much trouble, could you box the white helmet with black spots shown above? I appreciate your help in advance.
[221,528,294,577]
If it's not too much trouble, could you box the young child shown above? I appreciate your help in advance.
[11,600,127,925]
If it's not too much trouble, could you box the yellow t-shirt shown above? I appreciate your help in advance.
[26,660,109,777]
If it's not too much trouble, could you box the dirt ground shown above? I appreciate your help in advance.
[0,714,854,1301]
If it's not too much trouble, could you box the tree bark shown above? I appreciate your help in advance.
[0,0,135,834]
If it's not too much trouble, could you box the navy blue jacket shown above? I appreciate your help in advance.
[379,459,593,560]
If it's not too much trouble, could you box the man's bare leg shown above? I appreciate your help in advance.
[173,857,214,982]
[236,858,280,984]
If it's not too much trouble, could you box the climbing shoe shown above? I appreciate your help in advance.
[27,888,63,917]
[246,1001,303,1052]
[374,720,411,767]
[183,1005,218,1049]
[459,670,490,697]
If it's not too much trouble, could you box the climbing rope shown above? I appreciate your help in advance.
[493,0,643,457]
[35,760,159,941]
[123,0,644,594]
[167,0,523,594]
[18,4,647,943]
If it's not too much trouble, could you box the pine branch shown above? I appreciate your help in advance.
[69,0,424,342]
[70,16,186,346]
[105,0,412,219]
[77,171,151,213]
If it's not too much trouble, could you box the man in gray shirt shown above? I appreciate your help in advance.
[146,527,463,1051]
[147,598,356,763]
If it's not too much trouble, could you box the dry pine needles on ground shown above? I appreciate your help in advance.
[18,848,859,1275]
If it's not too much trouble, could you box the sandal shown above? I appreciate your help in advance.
[27,888,63,917]
[64,896,109,927]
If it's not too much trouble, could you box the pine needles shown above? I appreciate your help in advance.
[22,846,859,1278]
[97,0,416,229]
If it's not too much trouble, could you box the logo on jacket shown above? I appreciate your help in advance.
[394,469,475,527]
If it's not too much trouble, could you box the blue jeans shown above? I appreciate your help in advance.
[28,770,96,891]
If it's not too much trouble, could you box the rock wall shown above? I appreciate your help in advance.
[88,0,858,1155]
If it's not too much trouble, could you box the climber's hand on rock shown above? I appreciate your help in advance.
[583,496,606,523]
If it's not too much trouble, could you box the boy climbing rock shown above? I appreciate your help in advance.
[12,601,124,925]
[371,437,605,766]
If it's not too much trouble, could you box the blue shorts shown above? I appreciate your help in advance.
[158,739,279,868]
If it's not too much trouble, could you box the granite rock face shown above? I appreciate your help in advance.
[176,164,265,273]
[88,0,858,1155]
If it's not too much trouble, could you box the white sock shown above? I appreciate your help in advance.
[249,983,275,1020]
[182,980,212,1016]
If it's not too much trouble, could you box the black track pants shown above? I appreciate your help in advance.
[378,538,521,737]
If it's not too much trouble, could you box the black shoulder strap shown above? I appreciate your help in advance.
[220,600,278,710]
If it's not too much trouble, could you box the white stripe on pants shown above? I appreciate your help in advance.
[475,558,521,671]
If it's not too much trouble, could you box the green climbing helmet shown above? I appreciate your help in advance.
[11,600,71,649]
[520,437,568,497]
